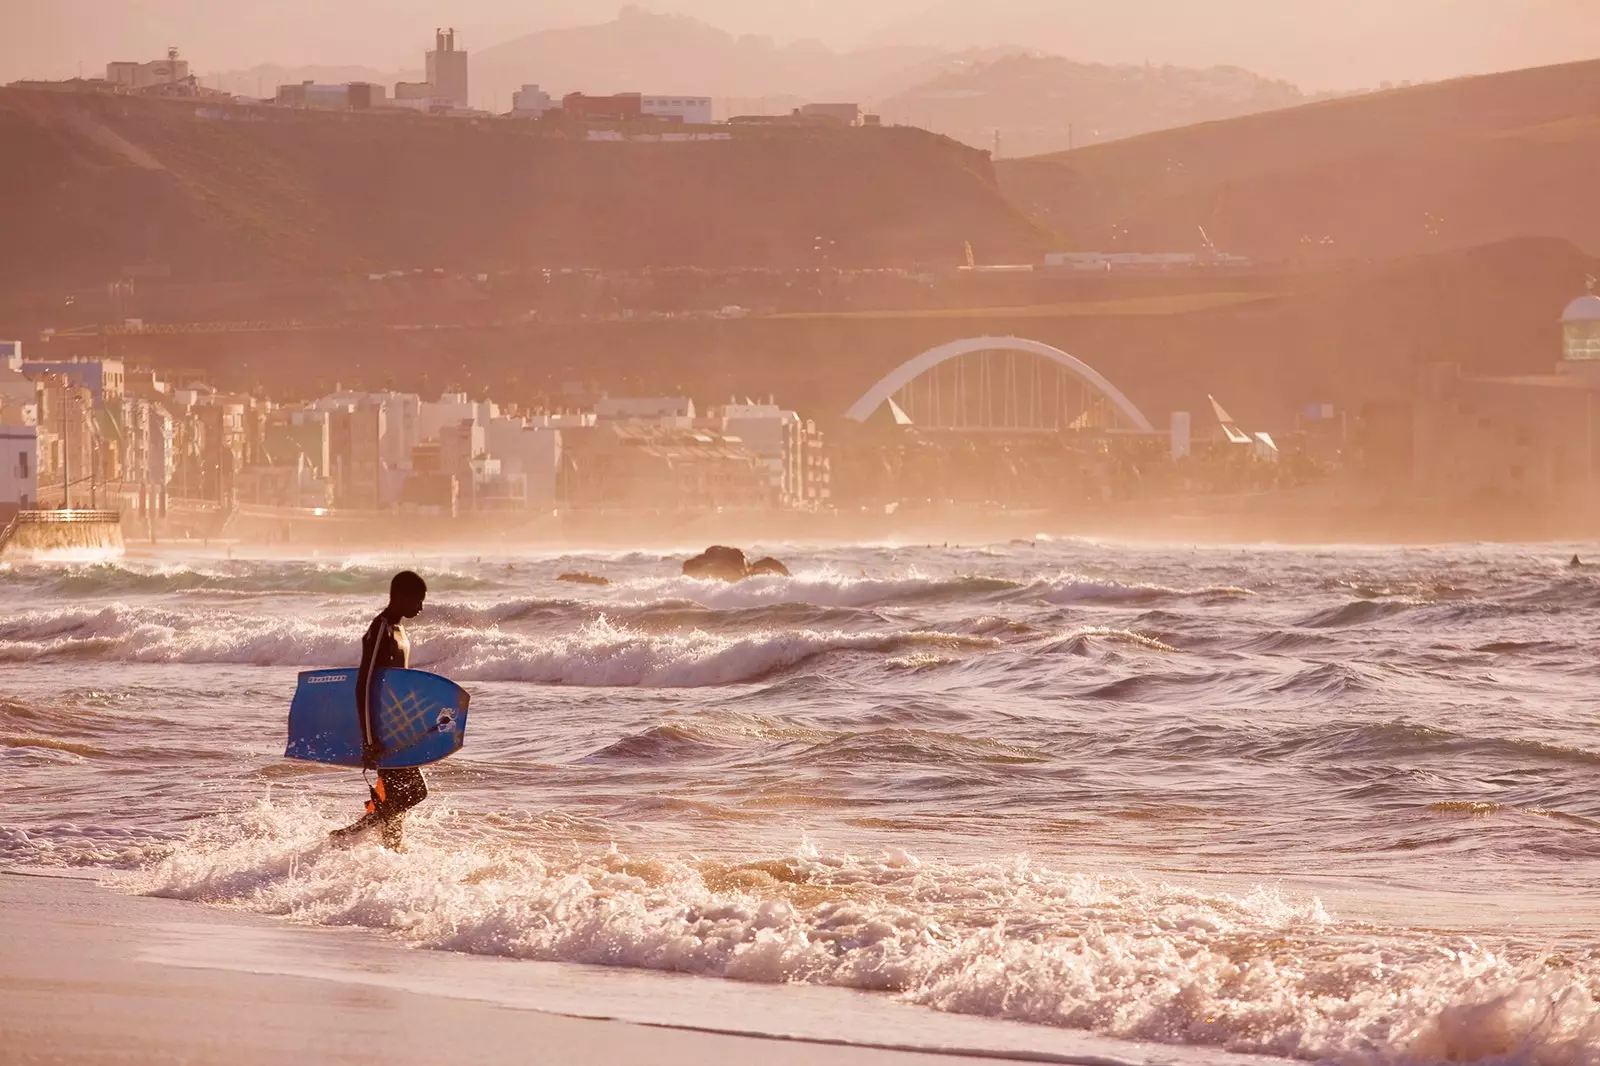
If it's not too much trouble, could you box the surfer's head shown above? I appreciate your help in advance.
[390,570,427,618]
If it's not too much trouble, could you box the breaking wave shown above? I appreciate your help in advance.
[0,607,997,687]
[124,801,1600,1066]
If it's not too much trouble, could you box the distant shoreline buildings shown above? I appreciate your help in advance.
[0,346,832,525]
[7,30,881,133]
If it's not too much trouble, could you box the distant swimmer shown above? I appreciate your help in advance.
[331,570,430,850]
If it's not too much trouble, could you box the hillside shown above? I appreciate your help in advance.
[881,53,1312,158]
[997,59,1600,263]
[0,88,1045,289]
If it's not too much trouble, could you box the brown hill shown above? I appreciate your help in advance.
[997,59,1600,263]
[0,88,1045,289]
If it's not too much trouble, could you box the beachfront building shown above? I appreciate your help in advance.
[559,422,765,511]
[0,424,37,516]
[1409,289,1600,503]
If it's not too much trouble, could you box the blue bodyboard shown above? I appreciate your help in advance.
[286,668,469,769]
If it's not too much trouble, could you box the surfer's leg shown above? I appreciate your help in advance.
[374,768,428,849]
[330,780,388,842]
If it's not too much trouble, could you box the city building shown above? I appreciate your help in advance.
[0,366,35,425]
[512,85,555,117]
[716,401,833,508]
[562,93,643,121]
[30,375,96,508]
[276,81,387,109]
[797,102,864,127]
[425,28,469,108]
[392,82,435,111]
[106,49,189,90]
[265,410,332,478]
[641,96,713,125]
[1563,291,1600,362]
[19,358,124,406]
[0,424,37,516]
[559,422,765,511]
[595,396,694,425]
[419,393,498,443]
[485,418,562,510]
[1409,289,1600,502]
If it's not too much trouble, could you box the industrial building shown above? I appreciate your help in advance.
[425,28,469,108]
[105,49,189,91]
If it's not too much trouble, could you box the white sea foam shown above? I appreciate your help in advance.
[0,607,995,686]
[129,801,1600,1066]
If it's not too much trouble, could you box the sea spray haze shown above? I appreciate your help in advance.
[3,541,1599,1063]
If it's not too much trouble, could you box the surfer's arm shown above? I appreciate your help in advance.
[355,617,388,767]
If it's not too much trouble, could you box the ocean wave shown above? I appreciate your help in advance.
[0,607,997,687]
[128,801,1600,1066]
[1042,627,1180,656]
[605,572,1028,610]
[444,620,1000,687]
[1297,599,1421,629]
[0,560,495,597]
[1036,577,1254,607]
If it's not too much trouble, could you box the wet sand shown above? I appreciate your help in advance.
[0,872,1054,1066]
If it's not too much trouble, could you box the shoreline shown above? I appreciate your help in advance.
[0,871,1287,1066]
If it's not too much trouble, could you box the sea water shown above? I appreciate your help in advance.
[2,541,1597,1064]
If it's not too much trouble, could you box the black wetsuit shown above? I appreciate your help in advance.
[345,609,428,846]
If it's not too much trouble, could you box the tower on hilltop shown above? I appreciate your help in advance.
[426,27,469,109]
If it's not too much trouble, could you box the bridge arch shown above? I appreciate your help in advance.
[844,336,1155,432]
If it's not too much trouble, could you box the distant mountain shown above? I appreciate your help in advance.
[470,7,948,114]
[997,58,1600,263]
[866,0,1600,91]
[881,53,1317,157]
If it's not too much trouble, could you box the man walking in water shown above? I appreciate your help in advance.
[331,571,429,849]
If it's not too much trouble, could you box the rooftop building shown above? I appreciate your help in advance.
[425,28,469,108]
[106,48,189,91]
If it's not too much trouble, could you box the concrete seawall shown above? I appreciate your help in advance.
[0,509,126,558]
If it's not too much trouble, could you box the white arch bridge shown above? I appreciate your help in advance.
[844,336,1156,434]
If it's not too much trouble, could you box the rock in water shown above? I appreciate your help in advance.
[747,557,791,577]
[683,545,750,582]
[557,572,611,587]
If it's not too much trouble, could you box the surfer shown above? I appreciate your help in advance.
[331,570,430,850]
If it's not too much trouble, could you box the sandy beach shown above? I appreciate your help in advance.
[0,872,1078,1066]
[3,870,1203,1062]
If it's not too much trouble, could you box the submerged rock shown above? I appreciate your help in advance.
[557,572,611,587]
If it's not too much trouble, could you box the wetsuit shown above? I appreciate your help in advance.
[340,610,428,847]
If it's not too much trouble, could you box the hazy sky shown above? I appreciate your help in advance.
[4,1,1596,89]
[0,1,926,80]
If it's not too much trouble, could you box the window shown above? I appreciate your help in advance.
[16,452,27,479]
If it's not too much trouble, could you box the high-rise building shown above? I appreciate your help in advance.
[425,28,469,109]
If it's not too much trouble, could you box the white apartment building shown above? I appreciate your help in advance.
[0,425,38,513]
